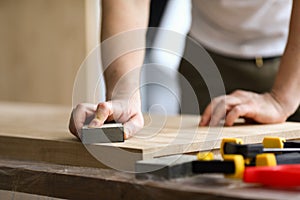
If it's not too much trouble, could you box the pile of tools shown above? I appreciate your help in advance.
[136,137,300,187]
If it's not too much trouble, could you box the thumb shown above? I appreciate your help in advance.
[89,102,113,127]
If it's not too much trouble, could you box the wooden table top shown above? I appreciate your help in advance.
[1,102,300,199]
[1,101,300,171]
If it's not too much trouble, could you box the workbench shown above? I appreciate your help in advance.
[0,102,300,199]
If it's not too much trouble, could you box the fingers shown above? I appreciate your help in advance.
[89,102,113,127]
[88,101,144,139]
[123,114,144,139]
[69,103,97,138]
[70,95,143,140]
[200,91,289,127]
[199,96,220,126]
[90,101,144,139]
[209,98,228,126]
[200,96,242,126]
[69,112,79,139]
[225,104,255,126]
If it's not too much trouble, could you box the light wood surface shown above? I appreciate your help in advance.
[1,102,300,171]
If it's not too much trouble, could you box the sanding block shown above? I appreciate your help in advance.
[81,123,124,144]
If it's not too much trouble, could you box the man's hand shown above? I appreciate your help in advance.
[199,90,289,126]
[69,96,144,140]
[200,0,300,127]
[69,103,97,140]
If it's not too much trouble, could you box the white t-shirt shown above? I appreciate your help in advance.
[190,0,292,58]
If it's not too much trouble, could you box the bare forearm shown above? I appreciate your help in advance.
[101,0,150,100]
[271,1,300,116]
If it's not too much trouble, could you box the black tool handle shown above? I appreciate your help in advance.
[192,160,235,174]
[284,141,300,148]
[224,143,264,158]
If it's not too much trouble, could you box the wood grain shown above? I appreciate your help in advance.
[0,102,300,171]
[0,159,299,200]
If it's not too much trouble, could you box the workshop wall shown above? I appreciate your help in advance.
[0,0,87,105]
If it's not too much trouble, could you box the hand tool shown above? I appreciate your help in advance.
[135,152,245,179]
[255,152,300,166]
[221,137,300,159]
[136,137,300,180]
[243,164,300,187]
[192,154,245,179]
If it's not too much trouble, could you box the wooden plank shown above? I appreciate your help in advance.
[0,159,300,200]
[1,102,300,171]
[0,102,110,169]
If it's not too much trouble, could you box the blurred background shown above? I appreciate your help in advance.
[0,0,191,114]
[0,0,99,106]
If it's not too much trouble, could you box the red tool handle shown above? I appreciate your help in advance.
[243,164,300,187]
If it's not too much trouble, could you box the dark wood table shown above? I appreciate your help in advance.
[1,159,300,200]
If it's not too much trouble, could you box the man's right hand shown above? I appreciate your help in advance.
[69,97,144,140]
